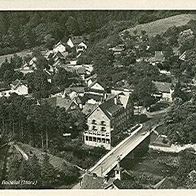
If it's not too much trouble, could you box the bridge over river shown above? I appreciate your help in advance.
[89,119,161,177]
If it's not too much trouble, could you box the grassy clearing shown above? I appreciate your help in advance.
[122,151,179,186]
[123,14,196,36]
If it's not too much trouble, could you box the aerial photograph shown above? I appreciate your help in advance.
[0,10,196,189]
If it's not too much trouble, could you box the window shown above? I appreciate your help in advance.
[86,136,89,141]
[106,139,110,144]
[102,138,106,143]
[92,126,96,130]
[101,127,106,132]
[92,119,96,124]
[101,121,106,126]
[93,137,96,142]
[89,137,92,141]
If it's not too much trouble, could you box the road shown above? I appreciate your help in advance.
[90,120,159,177]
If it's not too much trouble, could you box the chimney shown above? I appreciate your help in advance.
[114,95,119,105]
[104,93,108,100]
[62,89,66,98]
[79,103,83,109]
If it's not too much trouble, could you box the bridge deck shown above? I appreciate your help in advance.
[89,121,158,177]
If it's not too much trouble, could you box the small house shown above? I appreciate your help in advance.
[153,81,173,102]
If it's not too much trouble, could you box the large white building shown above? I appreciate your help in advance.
[84,93,133,150]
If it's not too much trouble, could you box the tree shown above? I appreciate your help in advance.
[44,34,56,50]
[172,81,189,102]
[19,155,42,188]
[133,78,157,107]
[163,101,196,144]
[10,54,23,69]
[32,70,51,99]
[92,46,114,76]
[129,62,160,85]
[176,149,196,187]
[3,70,14,84]
[178,30,195,53]
[41,153,57,188]
[66,16,80,35]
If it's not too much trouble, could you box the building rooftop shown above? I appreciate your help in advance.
[72,36,85,45]
[41,96,75,111]
[99,96,124,119]
[153,81,172,93]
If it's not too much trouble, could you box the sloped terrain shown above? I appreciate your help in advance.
[122,14,196,36]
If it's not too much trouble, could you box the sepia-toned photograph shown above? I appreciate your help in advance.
[1,3,196,191]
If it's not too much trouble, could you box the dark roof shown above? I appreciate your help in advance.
[99,96,123,119]
[82,103,99,116]
[113,179,124,189]
[83,93,103,103]
[54,41,67,48]
[41,96,76,111]
[64,87,85,94]
[80,173,113,189]
[72,36,84,45]
[85,88,105,94]
[53,51,64,59]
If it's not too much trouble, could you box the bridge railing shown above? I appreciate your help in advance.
[89,124,143,173]
[102,131,152,176]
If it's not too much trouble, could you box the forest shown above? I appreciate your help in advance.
[0,10,188,55]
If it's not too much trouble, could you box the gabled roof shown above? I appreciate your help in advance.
[64,87,85,94]
[53,41,67,48]
[99,96,123,119]
[82,103,99,116]
[80,173,114,189]
[88,79,106,90]
[149,51,165,63]
[11,80,27,90]
[87,93,131,120]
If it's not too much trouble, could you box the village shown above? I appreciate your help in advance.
[1,12,196,189]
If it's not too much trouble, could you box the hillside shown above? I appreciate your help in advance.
[123,14,196,36]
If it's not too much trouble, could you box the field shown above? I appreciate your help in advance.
[123,14,196,37]
[0,50,32,65]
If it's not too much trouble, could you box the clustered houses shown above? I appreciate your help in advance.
[16,35,89,79]
[7,32,176,151]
